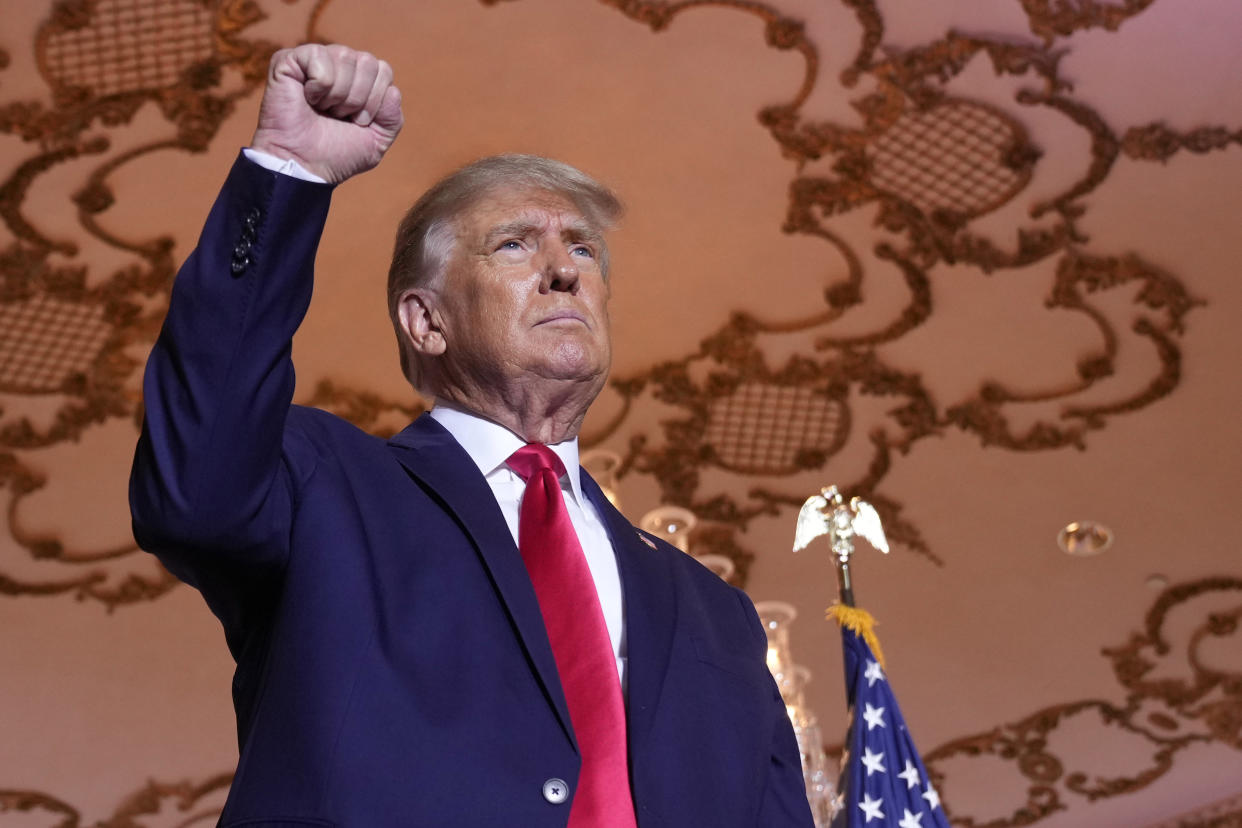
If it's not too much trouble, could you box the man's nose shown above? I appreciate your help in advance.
[540,247,580,293]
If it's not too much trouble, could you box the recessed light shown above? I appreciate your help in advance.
[1058,521,1114,556]
[1146,573,1169,590]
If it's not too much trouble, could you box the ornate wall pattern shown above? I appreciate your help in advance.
[1,0,1239,824]
[586,0,1208,581]
[0,0,277,606]
[1,0,1227,606]
[924,577,1242,827]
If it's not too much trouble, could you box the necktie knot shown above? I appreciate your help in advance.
[506,443,567,482]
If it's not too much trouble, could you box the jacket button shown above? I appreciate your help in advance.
[542,778,569,805]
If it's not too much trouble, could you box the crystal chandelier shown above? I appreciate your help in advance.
[754,601,837,827]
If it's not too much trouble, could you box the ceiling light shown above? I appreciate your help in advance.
[639,505,697,553]
[1058,521,1114,556]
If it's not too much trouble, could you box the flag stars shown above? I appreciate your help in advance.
[861,747,887,776]
[858,793,885,823]
[898,808,925,828]
[844,634,945,825]
[898,759,921,788]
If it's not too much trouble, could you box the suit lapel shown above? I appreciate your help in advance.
[580,473,677,760]
[387,415,575,747]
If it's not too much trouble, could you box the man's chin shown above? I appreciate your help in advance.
[529,356,609,396]
[541,362,608,385]
[536,342,608,378]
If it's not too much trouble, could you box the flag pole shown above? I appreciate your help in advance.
[793,485,891,661]
[794,487,951,827]
[793,485,888,608]
[837,555,856,608]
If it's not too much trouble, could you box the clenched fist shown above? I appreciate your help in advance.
[251,44,404,184]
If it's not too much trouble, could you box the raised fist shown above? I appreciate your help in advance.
[250,44,404,184]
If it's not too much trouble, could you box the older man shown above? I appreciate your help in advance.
[130,44,813,828]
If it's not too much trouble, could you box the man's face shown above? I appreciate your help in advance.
[430,186,612,401]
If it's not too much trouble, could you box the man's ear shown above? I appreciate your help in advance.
[397,288,447,356]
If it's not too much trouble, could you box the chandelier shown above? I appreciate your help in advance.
[582,450,837,825]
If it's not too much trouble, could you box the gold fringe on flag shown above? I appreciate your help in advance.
[826,603,886,669]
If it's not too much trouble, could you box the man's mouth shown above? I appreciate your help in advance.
[537,311,588,327]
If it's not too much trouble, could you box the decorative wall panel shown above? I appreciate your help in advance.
[2,0,1239,824]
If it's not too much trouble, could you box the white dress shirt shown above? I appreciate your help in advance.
[428,405,628,689]
[243,147,328,181]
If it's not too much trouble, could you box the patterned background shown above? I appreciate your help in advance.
[1,0,1240,824]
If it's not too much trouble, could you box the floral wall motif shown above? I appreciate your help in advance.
[0,0,277,606]
[1,0,1227,606]
[586,0,1209,585]
[1,0,1239,824]
[923,577,1242,826]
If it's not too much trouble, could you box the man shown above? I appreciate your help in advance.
[130,43,814,827]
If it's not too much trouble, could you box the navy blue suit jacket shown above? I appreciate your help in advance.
[130,155,814,828]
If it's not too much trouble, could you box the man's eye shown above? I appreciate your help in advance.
[498,240,523,251]
[571,245,595,258]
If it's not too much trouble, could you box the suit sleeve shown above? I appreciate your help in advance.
[129,152,334,593]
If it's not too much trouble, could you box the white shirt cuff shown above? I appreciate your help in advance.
[242,148,328,184]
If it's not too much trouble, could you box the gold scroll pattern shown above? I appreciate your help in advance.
[0,0,1225,603]
[0,0,431,606]
[0,0,1228,608]
[570,0,1209,582]
[0,0,1238,819]
[2,577,1237,826]
[0,0,278,605]
[925,577,1242,826]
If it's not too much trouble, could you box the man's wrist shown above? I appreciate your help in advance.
[242,147,329,184]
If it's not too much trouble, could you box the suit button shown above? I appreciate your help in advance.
[542,778,569,805]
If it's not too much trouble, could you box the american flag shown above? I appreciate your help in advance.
[831,625,949,828]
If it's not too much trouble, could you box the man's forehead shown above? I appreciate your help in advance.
[460,185,597,234]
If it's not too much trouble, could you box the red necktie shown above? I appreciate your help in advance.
[507,444,637,828]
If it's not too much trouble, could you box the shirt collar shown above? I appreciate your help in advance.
[429,403,584,505]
